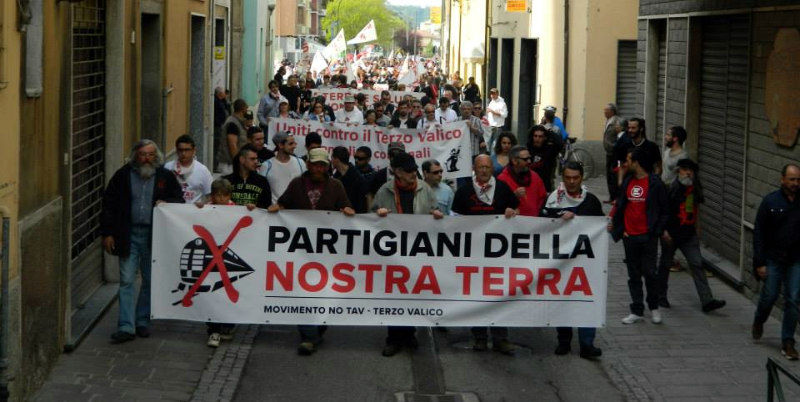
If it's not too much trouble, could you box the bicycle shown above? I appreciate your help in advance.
[558,137,594,179]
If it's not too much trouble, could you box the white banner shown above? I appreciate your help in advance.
[268,118,472,179]
[347,19,378,45]
[152,207,608,327]
[324,29,347,60]
[312,88,423,111]
[310,51,328,74]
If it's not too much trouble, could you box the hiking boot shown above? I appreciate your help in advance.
[621,314,644,324]
[752,322,764,340]
[110,331,135,344]
[492,339,516,356]
[135,326,151,338]
[651,309,663,324]
[782,340,799,360]
[472,339,488,352]
[579,345,603,359]
[702,299,726,313]
[207,333,221,348]
[297,341,316,356]
[382,343,403,357]
[554,343,571,355]
[219,326,235,341]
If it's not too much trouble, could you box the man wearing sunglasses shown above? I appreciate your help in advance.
[497,145,548,217]
[422,160,453,215]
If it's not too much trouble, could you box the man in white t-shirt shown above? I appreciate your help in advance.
[164,134,213,203]
[486,88,508,149]
[334,93,364,124]
[434,96,458,124]
[259,132,306,203]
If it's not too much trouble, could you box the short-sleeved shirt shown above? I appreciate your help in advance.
[624,176,649,235]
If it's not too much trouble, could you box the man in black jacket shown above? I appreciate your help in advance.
[526,124,563,193]
[542,161,603,359]
[609,147,669,325]
[752,164,800,359]
[331,146,368,213]
[101,140,184,343]
[656,159,725,314]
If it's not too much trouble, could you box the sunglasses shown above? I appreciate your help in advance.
[354,156,369,161]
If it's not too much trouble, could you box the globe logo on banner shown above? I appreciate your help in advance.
[172,217,255,306]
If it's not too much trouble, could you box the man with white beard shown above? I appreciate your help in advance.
[101,140,184,343]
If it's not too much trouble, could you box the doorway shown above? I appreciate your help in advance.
[517,38,537,138]
[140,12,163,148]
[500,38,514,131]
[190,15,206,158]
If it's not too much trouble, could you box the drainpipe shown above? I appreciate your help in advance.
[0,206,12,402]
[562,0,569,127]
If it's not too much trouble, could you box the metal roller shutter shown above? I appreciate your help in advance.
[615,40,638,120]
[655,28,666,147]
[70,0,107,309]
[697,15,749,263]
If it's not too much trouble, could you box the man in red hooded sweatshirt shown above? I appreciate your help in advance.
[497,145,548,216]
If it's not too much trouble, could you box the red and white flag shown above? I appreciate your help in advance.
[347,20,377,45]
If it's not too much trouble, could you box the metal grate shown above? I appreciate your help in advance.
[70,0,106,262]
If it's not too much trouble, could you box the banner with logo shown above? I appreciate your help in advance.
[267,118,472,179]
[312,88,424,111]
[151,206,608,327]
[347,19,378,45]
[324,29,347,60]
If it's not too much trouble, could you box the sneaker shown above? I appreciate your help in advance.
[207,333,221,348]
[579,345,602,359]
[702,299,726,313]
[492,339,516,356]
[472,339,488,352]
[621,314,644,324]
[651,309,663,324]
[782,340,799,360]
[110,331,135,344]
[297,341,316,356]
[135,326,151,338]
[554,343,571,355]
[752,322,764,340]
[219,326,235,341]
[382,343,403,357]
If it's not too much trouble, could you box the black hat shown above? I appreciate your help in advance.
[676,158,699,172]
[390,152,417,172]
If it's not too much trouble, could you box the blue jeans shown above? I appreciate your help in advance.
[556,327,596,348]
[117,226,152,333]
[754,260,800,342]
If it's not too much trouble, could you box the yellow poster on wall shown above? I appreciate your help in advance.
[430,6,442,24]
[214,46,225,60]
[506,0,527,12]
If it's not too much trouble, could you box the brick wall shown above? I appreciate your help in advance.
[640,0,799,16]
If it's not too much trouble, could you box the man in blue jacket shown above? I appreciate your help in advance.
[752,164,800,360]
[609,147,669,325]
[101,140,184,343]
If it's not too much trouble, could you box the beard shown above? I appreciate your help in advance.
[678,176,693,186]
[134,162,156,179]
[665,140,674,148]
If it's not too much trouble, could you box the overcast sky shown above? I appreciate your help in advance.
[386,0,434,7]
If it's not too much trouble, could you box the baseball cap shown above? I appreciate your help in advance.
[544,105,557,112]
[676,158,699,172]
[388,142,405,153]
[307,148,330,165]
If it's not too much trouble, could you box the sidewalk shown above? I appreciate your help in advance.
[33,176,800,401]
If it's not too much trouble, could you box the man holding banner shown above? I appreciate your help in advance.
[268,148,354,355]
[373,152,443,356]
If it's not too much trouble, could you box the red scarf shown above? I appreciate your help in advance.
[393,179,417,214]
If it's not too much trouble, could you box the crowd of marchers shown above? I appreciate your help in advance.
[99,55,800,362]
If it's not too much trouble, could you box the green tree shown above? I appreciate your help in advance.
[322,0,405,49]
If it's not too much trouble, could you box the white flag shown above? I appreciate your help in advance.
[346,20,377,45]
[310,51,328,74]
[324,29,347,60]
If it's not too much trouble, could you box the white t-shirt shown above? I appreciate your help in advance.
[259,155,307,203]
[164,159,213,203]
[434,107,458,124]
[335,108,365,124]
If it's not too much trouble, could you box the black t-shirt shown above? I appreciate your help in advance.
[615,135,662,172]
[257,148,274,164]
[223,171,272,209]
[398,189,414,214]
[452,180,519,216]
[280,85,302,112]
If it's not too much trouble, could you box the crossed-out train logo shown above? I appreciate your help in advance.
[172,216,255,306]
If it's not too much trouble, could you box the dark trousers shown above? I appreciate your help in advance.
[657,234,714,306]
[471,327,509,341]
[207,323,234,335]
[386,326,416,346]
[605,154,618,200]
[556,327,596,348]
[298,325,327,344]
[623,234,660,315]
